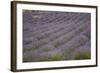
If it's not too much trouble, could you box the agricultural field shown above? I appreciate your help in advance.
[23,10,91,62]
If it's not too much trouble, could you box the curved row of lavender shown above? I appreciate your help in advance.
[23,10,91,62]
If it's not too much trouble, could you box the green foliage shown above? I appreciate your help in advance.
[37,33,50,40]
[54,42,60,48]
[30,31,41,37]
[53,40,64,48]
[37,36,44,40]
[42,47,52,52]
[23,55,33,62]
[63,48,74,55]
[62,48,75,60]
[23,48,32,52]
[74,51,90,60]
[45,33,50,37]
[48,53,63,61]
[23,55,48,62]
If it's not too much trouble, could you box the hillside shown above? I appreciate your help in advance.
[23,10,91,62]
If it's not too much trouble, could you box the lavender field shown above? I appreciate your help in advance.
[23,10,91,62]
